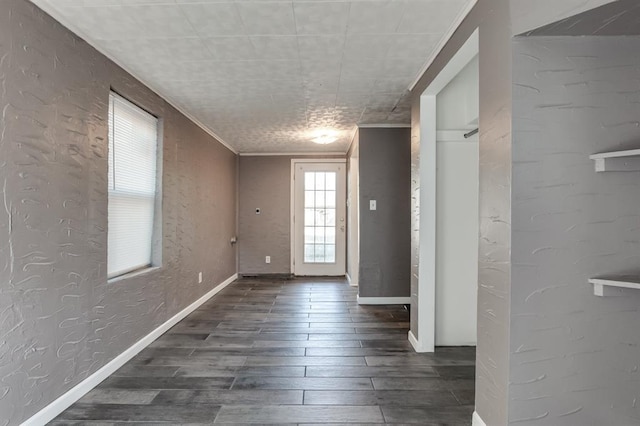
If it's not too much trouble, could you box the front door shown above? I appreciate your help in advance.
[293,161,346,276]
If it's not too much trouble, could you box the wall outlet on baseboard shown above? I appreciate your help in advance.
[265,256,271,264]
[198,272,203,283]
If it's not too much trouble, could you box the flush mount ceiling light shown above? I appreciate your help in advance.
[309,129,339,145]
[311,134,338,145]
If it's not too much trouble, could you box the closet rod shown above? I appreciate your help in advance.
[464,128,479,139]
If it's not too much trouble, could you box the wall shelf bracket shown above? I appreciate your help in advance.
[590,149,640,172]
[589,276,640,296]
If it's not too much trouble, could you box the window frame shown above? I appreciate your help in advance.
[107,91,163,280]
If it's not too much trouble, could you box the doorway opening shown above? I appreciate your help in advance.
[411,29,479,352]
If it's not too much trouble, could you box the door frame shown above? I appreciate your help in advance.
[290,158,347,275]
[411,29,479,353]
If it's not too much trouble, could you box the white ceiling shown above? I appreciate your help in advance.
[32,0,472,153]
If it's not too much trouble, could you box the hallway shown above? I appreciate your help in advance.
[52,278,475,425]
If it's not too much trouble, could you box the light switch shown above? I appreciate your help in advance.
[370,200,377,211]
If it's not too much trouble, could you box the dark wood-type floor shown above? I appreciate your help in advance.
[52,277,476,425]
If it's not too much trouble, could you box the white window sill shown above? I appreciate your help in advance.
[108,266,161,284]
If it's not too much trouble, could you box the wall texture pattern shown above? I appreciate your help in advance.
[511,35,640,426]
[238,156,293,275]
[0,1,237,424]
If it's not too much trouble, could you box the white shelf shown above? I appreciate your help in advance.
[589,276,640,296]
[590,149,640,172]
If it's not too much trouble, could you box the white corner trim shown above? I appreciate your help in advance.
[357,296,410,305]
[408,330,420,351]
[408,0,479,91]
[21,273,238,426]
[472,411,487,426]
[345,273,358,287]
[408,329,433,353]
[30,0,237,155]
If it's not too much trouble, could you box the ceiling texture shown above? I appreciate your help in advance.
[31,0,473,153]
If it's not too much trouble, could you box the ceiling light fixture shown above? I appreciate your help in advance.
[309,128,340,145]
[311,134,338,145]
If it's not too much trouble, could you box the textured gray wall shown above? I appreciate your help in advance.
[511,35,640,426]
[238,156,292,275]
[358,128,411,298]
[0,1,237,424]
[238,154,345,275]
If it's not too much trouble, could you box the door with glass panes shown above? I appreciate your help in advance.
[293,161,346,276]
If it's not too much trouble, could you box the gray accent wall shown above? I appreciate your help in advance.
[510,35,640,425]
[238,156,293,275]
[357,128,411,298]
[0,1,237,424]
[238,154,344,275]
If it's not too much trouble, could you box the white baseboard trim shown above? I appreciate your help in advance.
[408,330,435,353]
[345,273,358,287]
[472,411,487,426]
[357,296,410,305]
[21,273,238,426]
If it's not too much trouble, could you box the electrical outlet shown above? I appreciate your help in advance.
[198,272,203,283]
[265,256,271,264]
[370,200,377,210]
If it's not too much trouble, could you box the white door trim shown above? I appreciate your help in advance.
[413,29,479,354]
[290,159,347,275]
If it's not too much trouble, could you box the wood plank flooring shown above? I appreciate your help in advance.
[51,277,475,425]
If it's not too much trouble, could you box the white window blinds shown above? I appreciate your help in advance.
[108,93,159,278]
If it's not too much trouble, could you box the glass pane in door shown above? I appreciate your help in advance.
[303,171,337,264]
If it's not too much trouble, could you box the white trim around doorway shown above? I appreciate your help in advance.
[412,28,479,354]
[290,159,347,275]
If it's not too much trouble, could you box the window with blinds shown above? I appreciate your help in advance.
[107,93,159,279]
